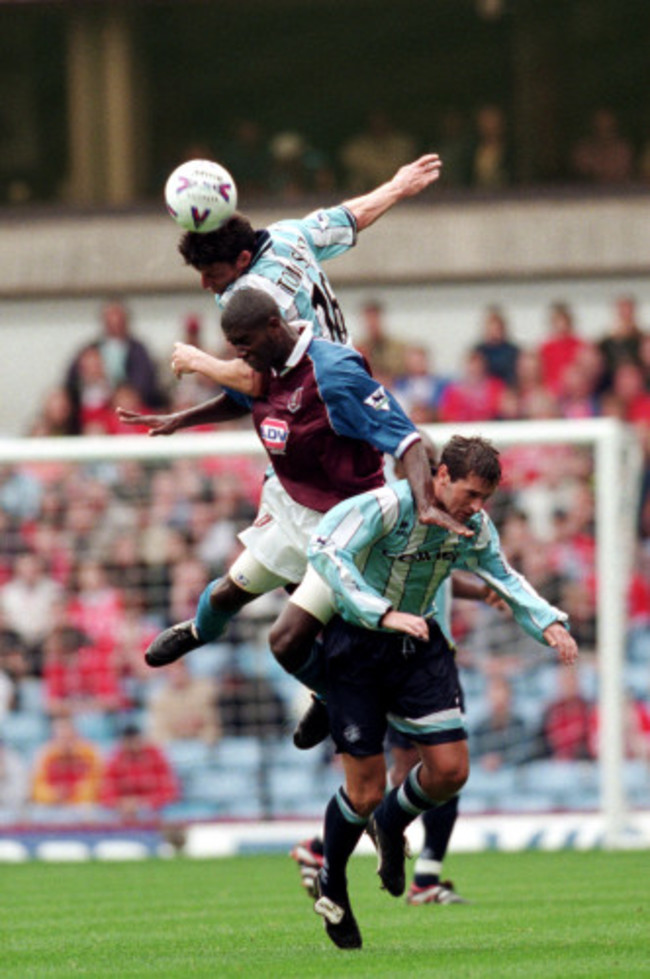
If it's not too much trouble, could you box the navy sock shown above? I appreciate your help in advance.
[373,763,438,836]
[194,579,235,642]
[413,795,459,887]
[321,787,367,901]
[289,637,328,699]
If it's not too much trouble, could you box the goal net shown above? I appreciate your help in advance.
[0,419,646,847]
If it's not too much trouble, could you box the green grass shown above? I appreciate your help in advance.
[1,850,649,978]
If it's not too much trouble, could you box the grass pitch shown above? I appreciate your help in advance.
[1,849,648,978]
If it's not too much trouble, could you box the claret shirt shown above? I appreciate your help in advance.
[225,324,420,513]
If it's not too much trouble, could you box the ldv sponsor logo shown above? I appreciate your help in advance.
[260,417,289,453]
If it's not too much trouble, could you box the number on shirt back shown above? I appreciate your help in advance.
[312,274,348,344]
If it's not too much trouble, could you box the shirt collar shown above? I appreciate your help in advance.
[277,321,313,376]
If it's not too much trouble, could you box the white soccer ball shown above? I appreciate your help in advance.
[164,159,237,233]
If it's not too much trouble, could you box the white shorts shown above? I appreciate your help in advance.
[234,474,336,624]
[237,473,324,584]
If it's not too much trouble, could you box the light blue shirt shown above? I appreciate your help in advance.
[217,205,356,344]
[308,480,568,644]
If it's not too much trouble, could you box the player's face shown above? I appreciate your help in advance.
[225,321,282,372]
[198,261,241,295]
[435,467,495,523]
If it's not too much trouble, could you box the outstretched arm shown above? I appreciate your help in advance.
[344,154,442,232]
[116,392,249,436]
[170,343,264,397]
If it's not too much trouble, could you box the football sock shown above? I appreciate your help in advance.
[373,763,438,836]
[321,787,368,901]
[289,637,328,698]
[195,579,235,642]
[413,794,459,886]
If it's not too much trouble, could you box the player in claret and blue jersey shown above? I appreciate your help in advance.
[117,288,469,688]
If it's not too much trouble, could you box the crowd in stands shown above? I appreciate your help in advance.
[2,287,650,824]
[171,105,650,205]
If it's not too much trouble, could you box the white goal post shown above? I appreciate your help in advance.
[0,417,643,846]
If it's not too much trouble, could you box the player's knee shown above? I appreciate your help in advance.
[347,781,385,818]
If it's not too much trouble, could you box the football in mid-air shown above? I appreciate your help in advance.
[164,159,237,233]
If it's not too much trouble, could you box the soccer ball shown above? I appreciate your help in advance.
[164,159,237,233]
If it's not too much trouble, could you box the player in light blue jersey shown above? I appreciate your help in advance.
[304,435,578,949]
[166,153,442,390]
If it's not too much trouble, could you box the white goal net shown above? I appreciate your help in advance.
[0,418,646,848]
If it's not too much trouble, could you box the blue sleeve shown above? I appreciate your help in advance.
[221,386,254,411]
[467,516,569,644]
[311,342,419,458]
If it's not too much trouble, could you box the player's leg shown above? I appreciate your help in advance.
[145,550,289,667]
[270,565,336,746]
[313,616,388,950]
[368,623,468,897]
[408,795,467,904]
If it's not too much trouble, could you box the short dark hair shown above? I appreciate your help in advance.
[221,288,282,337]
[440,435,502,486]
[178,214,257,268]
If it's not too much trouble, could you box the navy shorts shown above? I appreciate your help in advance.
[323,616,467,758]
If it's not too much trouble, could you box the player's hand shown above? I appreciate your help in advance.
[543,622,579,665]
[484,587,509,612]
[417,503,474,538]
[380,610,429,639]
[391,154,442,198]
[171,342,200,378]
[115,407,181,436]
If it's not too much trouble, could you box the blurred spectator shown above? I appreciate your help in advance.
[0,551,63,673]
[588,693,650,762]
[64,300,166,434]
[438,349,507,422]
[28,387,75,437]
[392,344,449,423]
[353,300,408,381]
[569,107,635,185]
[31,715,103,807]
[610,362,650,427]
[597,294,645,392]
[537,668,594,760]
[435,106,472,188]
[269,130,335,200]
[147,660,219,745]
[537,302,593,395]
[501,349,560,421]
[466,104,514,190]
[0,736,29,816]
[0,627,30,709]
[42,619,125,718]
[473,305,520,385]
[219,118,273,200]
[557,361,600,419]
[66,558,125,649]
[470,674,530,769]
[99,722,179,819]
[217,663,287,738]
[339,110,418,193]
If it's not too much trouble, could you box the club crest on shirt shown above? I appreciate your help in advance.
[364,385,390,411]
[260,417,289,454]
[287,386,303,413]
